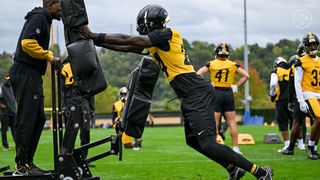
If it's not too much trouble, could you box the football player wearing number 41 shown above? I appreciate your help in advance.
[197,42,250,155]
[77,4,272,180]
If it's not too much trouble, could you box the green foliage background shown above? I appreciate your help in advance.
[0,38,301,113]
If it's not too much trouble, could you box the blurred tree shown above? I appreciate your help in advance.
[188,40,215,70]
[0,51,13,79]
[95,85,118,114]
[0,37,303,112]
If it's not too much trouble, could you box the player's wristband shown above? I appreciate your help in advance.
[98,33,107,42]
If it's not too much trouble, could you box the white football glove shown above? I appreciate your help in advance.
[298,100,309,113]
[231,84,238,93]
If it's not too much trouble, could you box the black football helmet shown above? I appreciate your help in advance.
[215,42,230,58]
[296,42,305,57]
[273,57,287,69]
[302,33,319,56]
[289,55,298,65]
[118,87,128,102]
[136,4,170,35]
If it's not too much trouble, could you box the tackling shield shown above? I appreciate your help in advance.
[66,40,98,75]
[61,0,108,97]
[122,56,160,138]
[61,0,88,28]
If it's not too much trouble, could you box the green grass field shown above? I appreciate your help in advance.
[1,125,320,179]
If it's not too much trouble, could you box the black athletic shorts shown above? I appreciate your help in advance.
[276,100,293,131]
[170,73,216,138]
[214,87,235,113]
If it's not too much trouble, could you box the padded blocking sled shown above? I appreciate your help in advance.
[66,41,108,97]
[61,0,88,28]
[66,40,98,75]
[122,56,160,138]
[61,0,89,45]
[61,0,108,97]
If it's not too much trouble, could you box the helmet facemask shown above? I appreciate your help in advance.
[305,42,319,56]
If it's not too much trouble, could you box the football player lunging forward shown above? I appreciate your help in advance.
[78,4,273,179]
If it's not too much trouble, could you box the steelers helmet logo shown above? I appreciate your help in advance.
[308,33,316,43]
[36,28,41,34]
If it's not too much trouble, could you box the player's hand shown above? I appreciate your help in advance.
[288,102,295,112]
[231,84,238,93]
[0,104,7,109]
[76,25,93,39]
[298,100,309,113]
[51,57,61,69]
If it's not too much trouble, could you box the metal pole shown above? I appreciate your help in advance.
[57,70,63,152]
[57,26,59,53]
[244,0,250,112]
[51,64,59,171]
[130,23,133,35]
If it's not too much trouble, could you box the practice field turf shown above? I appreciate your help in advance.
[1,125,319,179]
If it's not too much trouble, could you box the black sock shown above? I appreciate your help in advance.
[253,166,266,178]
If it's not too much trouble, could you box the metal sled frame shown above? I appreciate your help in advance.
[1,64,122,180]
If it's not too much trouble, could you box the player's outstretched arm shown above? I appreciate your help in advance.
[77,25,152,54]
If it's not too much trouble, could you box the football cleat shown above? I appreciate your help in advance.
[228,167,246,180]
[306,146,319,160]
[277,145,288,153]
[258,166,273,180]
[313,151,320,159]
[282,148,294,155]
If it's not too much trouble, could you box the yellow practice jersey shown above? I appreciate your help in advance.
[113,100,124,118]
[207,59,239,87]
[274,66,290,101]
[289,64,295,78]
[112,99,133,144]
[296,55,320,92]
[276,67,290,82]
[61,63,74,86]
[148,28,195,82]
[289,55,300,78]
